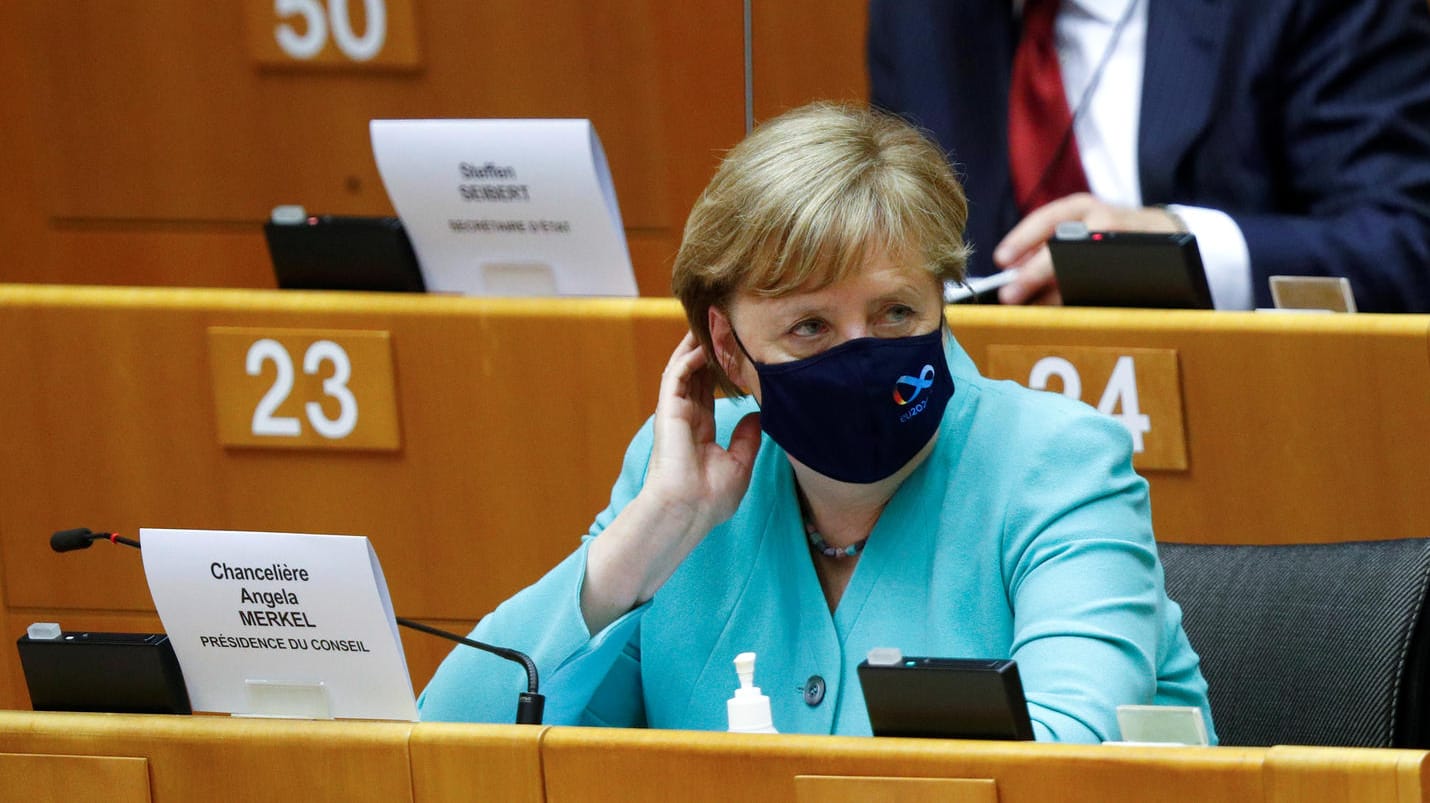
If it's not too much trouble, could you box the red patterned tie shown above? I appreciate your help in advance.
[1008,0,1090,213]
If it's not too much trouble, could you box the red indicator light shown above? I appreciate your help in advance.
[1091,233,1104,240]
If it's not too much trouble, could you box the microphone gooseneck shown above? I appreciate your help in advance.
[49,526,545,725]
[395,616,544,725]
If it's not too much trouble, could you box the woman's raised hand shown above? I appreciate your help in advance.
[580,333,761,633]
[645,333,762,527]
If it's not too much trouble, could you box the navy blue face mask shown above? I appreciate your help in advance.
[732,325,955,484]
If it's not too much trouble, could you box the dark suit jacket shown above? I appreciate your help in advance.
[869,0,1430,311]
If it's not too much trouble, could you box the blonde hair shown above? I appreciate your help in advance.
[672,101,970,396]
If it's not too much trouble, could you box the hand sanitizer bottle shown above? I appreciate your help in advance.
[726,651,778,733]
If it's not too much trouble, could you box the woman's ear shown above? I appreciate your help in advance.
[708,306,748,390]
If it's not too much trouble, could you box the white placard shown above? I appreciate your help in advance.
[140,528,417,721]
[370,118,638,296]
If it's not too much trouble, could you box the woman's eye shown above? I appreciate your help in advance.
[790,319,826,337]
[883,304,915,324]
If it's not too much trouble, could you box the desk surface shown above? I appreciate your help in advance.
[0,711,1427,803]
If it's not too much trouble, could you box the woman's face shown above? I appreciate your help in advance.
[712,249,944,402]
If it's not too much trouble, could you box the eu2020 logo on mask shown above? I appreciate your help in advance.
[894,364,936,423]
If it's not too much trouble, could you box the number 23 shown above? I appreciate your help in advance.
[246,339,359,439]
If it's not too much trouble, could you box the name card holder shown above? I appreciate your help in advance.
[243,679,330,720]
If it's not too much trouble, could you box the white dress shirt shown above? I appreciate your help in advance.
[1055,0,1253,310]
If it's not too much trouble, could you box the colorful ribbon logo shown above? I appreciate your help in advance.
[893,364,936,405]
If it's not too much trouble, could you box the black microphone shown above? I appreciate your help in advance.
[50,527,99,552]
[51,527,141,551]
[49,527,545,725]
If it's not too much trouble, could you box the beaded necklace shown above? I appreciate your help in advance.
[803,518,869,559]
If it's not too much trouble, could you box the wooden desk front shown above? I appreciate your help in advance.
[0,711,534,803]
[1,285,1428,710]
[1,712,1428,803]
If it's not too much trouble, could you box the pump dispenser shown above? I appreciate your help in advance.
[726,651,778,733]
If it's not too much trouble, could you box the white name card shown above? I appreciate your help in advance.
[140,528,417,721]
[370,118,637,297]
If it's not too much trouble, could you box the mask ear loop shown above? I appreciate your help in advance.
[728,326,761,366]
[937,286,956,347]
[721,323,762,402]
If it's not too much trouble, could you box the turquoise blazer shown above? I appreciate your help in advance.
[418,334,1214,742]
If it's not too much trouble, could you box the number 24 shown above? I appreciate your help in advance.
[247,339,358,439]
[1029,355,1151,452]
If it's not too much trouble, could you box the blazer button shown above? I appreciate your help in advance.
[803,675,826,707]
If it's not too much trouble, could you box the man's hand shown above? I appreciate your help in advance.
[993,193,1184,305]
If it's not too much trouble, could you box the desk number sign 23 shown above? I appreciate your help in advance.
[208,328,401,451]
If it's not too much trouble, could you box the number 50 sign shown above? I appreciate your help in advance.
[208,328,401,451]
[243,0,421,69]
[986,345,1189,471]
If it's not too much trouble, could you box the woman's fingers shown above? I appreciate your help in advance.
[658,333,705,401]
[724,411,762,475]
[650,334,757,514]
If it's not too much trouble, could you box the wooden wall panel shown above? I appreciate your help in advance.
[947,307,1430,543]
[0,1,873,295]
[1264,746,1430,803]
[26,3,685,225]
[0,291,659,614]
[0,712,416,803]
[0,546,10,712]
[0,753,150,803]
[752,0,869,121]
[410,723,547,803]
[0,288,673,709]
[0,0,760,295]
[541,728,1269,803]
[3,713,1430,803]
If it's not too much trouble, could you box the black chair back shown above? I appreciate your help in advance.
[1159,539,1430,748]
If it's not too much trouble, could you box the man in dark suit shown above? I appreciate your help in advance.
[868,0,1430,312]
